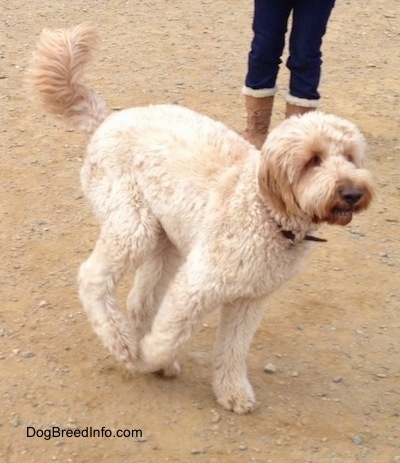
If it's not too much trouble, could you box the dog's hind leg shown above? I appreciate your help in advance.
[127,253,164,344]
[78,206,161,372]
[212,298,265,414]
[78,236,134,368]
[127,234,170,344]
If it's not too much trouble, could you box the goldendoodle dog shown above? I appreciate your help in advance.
[28,24,374,414]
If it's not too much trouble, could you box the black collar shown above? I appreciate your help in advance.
[281,230,327,243]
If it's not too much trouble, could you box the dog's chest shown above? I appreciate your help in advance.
[246,239,312,296]
[200,231,314,301]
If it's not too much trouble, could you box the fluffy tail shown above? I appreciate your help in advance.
[28,23,109,135]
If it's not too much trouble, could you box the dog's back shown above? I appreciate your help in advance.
[28,22,258,209]
[28,23,254,165]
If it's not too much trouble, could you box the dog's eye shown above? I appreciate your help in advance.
[345,153,355,164]
[306,155,322,168]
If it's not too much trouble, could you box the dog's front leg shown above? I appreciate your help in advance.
[138,264,214,378]
[212,298,265,414]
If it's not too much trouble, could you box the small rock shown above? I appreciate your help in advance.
[21,351,36,358]
[333,376,342,383]
[190,448,204,454]
[0,328,12,338]
[348,229,365,237]
[351,435,364,445]
[264,363,276,374]
[238,443,247,451]
[211,411,221,423]
[136,436,147,442]
[10,415,20,427]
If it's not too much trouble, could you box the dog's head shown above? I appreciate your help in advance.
[258,112,374,226]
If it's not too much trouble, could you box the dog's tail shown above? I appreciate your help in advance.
[28,23,109,136]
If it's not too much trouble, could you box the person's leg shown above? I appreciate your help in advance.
[245,0,293,90]
[242,0,293,147]
[286,0,335,116]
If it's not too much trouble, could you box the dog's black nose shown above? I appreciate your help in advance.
[340,187,363,205]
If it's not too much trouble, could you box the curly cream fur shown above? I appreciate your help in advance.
[28,24,375,414]
[28,23,109,135]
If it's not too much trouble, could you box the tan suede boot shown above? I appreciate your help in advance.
[285,103,316,119]
[243,95,274,149]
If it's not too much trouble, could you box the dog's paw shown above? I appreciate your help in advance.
[155,361,181,378]
[106,336,139,372]
[139,334,181,376]
[217,392,258,414]
[215,384,258,414]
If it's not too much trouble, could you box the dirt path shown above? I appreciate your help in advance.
[1,1,399,462]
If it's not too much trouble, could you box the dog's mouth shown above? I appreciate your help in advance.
[327,207,354,226]
[324,186,373,226]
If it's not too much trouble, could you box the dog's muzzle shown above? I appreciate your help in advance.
[327,186,369,226]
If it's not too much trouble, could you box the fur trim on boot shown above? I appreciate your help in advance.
[285,93,319,118]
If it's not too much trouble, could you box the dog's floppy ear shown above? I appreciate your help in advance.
[258,147,303,218]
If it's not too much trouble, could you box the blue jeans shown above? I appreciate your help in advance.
[245,0,335,101]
